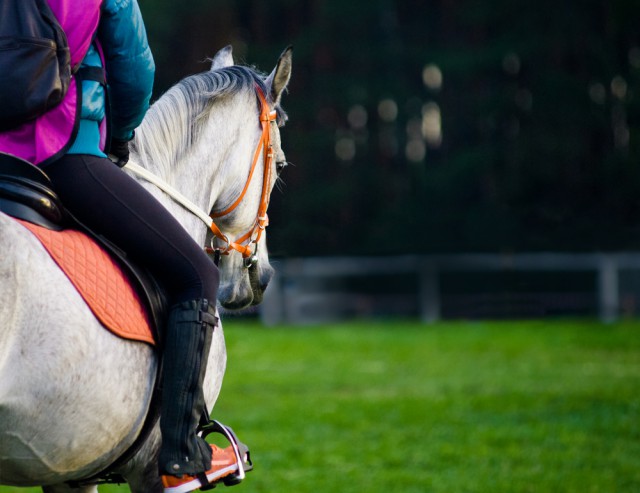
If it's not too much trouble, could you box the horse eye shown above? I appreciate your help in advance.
[276,161,287,174]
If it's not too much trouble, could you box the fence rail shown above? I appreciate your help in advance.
[259,253,640,325]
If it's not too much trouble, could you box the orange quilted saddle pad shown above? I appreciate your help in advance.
[17,219,155,346]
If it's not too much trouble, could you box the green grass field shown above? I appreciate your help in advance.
[2,319,639,492]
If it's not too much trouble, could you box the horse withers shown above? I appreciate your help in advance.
[0,45,292,493]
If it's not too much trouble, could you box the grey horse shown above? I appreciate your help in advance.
[0,45,292,493]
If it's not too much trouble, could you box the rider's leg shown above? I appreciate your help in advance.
[42,155,216,304]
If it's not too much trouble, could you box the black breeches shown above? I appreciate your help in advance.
[43,154,219,304]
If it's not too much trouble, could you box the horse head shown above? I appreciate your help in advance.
[129,45,291,312]
[205,46,292,311]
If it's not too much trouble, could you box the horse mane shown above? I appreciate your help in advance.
[132,65,275,175]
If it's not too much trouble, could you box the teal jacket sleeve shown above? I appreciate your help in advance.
[99,0,155,141]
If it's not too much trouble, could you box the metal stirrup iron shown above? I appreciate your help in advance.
[198,419,253,489]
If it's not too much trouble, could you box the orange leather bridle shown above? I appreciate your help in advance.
[206,85,277,266]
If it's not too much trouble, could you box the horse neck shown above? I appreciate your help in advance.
[129,90,261,247]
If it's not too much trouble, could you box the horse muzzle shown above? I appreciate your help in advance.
[218,260,274,311]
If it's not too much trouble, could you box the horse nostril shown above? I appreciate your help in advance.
[260,266,274,292]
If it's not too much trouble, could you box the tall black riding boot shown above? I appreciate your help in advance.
[158,299,217,476]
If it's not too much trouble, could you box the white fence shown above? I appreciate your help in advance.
[259,253,640,325]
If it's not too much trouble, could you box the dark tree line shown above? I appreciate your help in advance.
[138,0,640,256]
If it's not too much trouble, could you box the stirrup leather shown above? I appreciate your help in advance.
[198,419,253,489]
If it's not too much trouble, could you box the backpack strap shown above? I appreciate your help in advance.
[77,66,106,85]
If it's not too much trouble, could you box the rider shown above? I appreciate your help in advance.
[0,0,244,491]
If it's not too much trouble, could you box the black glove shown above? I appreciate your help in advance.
[108,136,131,167]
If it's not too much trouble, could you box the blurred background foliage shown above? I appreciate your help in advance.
[138,0,640,257]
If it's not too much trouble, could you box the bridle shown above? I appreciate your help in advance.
[207,85,276,266]
[124,84,277,268]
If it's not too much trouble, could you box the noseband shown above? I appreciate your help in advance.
[207,85,276,265]
[124,84,276,268]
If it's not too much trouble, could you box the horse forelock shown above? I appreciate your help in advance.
[133,65,277,176]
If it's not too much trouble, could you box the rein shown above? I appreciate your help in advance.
[124,85,276,267]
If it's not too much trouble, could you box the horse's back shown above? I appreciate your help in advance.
[0,212,157,486]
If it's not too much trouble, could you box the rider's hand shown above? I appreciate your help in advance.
[108,136,132,167]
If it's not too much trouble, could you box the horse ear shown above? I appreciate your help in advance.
[265,46,293,105]
[210,45,234,71]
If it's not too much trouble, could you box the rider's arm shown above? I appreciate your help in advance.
[98,0,155,141]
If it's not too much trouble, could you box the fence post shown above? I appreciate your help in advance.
[420,260,440,323]
[260,270,285,326]
[597,255,619,323]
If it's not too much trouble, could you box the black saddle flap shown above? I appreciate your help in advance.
[0,152,65,227]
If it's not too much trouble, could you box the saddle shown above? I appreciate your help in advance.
[0,152,167,342]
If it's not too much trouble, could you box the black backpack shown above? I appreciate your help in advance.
[0,0,71,131]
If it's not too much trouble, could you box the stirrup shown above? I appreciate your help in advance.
[198,419,253,488]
